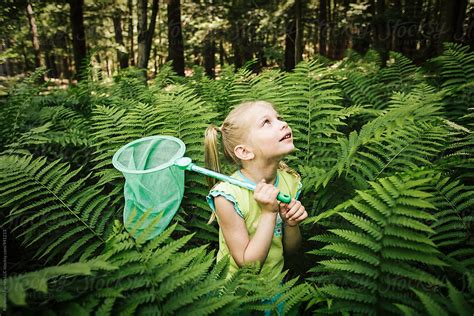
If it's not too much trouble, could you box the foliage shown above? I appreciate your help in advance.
[0,43,473,314]
[4,220,311,315]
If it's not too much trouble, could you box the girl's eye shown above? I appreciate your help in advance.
[263,119,270,126]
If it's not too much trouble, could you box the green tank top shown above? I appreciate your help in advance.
[206,169,302,278]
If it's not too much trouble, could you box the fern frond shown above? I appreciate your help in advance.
[310,172,446,314]
[1,259,114,309]
[281,60,345,165]
[379,51,421,93]
[0,155,112,263]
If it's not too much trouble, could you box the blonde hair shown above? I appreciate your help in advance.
[204,100,300,222]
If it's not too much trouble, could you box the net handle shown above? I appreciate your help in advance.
[175,157,292,204]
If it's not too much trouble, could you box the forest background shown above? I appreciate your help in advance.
[1,0,473,83]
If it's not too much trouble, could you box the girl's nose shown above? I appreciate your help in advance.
[280,120,288,129]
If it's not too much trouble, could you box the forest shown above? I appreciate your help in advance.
[0,0,473,315]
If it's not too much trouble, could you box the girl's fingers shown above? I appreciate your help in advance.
[255,179,267,192]
[270,187,280,200]
[290,207,307,221]
[287,198,297,209]
[285,201,302,219]
[293,212,307,223]
[261,183,279,201]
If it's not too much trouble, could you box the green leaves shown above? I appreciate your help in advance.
[0,155,111,263]
[3,221,310,315]
[310,172,446,314]
[1,259,115,309]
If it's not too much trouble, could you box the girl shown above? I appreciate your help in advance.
[204,100,307,282]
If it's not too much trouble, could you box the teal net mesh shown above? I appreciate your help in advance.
[112,136,186,239]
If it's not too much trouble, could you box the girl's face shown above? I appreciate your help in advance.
[241,103,295,161]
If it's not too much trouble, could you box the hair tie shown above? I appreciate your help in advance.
[215,125,222,133]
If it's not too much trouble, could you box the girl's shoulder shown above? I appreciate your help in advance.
[277,163,301,182]
[210,171,240,191]
[277,165,303,200]
[207,172,246,218]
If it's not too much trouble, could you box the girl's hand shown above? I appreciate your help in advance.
[254,179,280,213]
[280,198,307,227]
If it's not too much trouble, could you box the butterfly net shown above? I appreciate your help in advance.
[112,136,186,239]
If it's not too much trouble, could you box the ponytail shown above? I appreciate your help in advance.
[204,124,222,224]
[204,124,221,189]
[278,160,301,181]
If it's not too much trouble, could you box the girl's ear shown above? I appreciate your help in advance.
[234,144,255,161]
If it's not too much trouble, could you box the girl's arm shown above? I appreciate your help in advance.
[280,199,307,255]
[214,179,280,267]
[282,224,302,255]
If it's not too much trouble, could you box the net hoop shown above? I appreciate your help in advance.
[112,135,186,174]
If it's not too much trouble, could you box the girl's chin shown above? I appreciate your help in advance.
[280,144,296,156]
[285,142,295,151]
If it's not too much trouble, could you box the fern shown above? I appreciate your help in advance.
[428,42,474,124]
[0,259,114,309]
[0,68,46,149]
[378,51,422,94]
[228,66,288,111]
[280,60,346,165]
[395,281,474,316]
[424,174,473,249]
[435,114,474,182]
[0,155,113,264]
[307,85,448,196]
[153,86,220,242]
[309,170,446,315]
[4,220,310,315]
[339,71,387,110]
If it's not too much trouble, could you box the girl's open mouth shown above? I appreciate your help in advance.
[279,132,292,141]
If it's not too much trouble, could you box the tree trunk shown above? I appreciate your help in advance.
[454,0,468,42]
[145,0,159,68]
[231,28,241,68]
[22,45,30,72]
[95,54,103,80]
[203,31,216,78]
[137,0,159,75]
[128,0,135,66]
[373,0,388,66]
[49,51,59,78]
[319,0,328,56]
[63,33,72,81]
[436,0,465,54]
[112,9,129,69]
[335,0,350,59]
[137,0,147,69]
[390,0,402,52]
[219,40,225,67]
[284,17,296,71]
[327,0,334,58]
[26,2,42,69]
[466,5,474,49]
[154,46,158,76]
[295,0,304,65]
[167,0,185,76]
[69,0,87,80]
[105,54,111,77]
[2,40,12,76]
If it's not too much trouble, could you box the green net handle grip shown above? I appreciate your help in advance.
[175,157,292,204]
[277,192,292,204]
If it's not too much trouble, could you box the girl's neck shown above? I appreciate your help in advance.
[240,160,279,185]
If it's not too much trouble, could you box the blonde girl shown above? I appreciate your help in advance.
[204,100,308,282]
